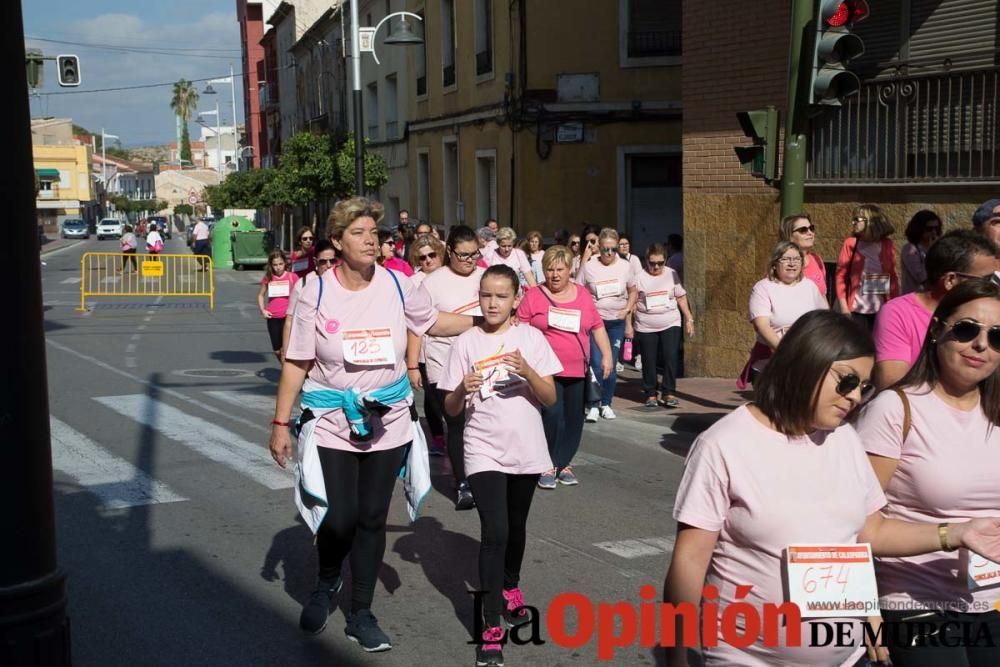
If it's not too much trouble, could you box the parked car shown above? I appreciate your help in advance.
[96,218,124,240]
[61,218,89,239]
[148,215,171,240]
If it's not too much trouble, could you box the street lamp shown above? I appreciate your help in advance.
[205,64,240,169]
[351,10,424,194]
[101,128,119,195]
[196,104,222,184]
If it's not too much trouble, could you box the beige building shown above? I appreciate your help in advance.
[31,117,99,230]
[154,169,223,212]
[405,0,682,247]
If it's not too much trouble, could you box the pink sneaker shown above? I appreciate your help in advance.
[475,625,505,666]
[429,435,445,456]
[502,587,531,628]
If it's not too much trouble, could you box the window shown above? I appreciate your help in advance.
[415,11,427,96]
[366,81,379,140]
[441,0,456,88]
[475,151,497,223]
[622,0,681,61]
[385,74,399,140]
[474,0,493,77]
[417,149,430,224]
[442,139,459,226]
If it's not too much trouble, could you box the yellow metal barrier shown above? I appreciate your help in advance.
[79,252,214,311]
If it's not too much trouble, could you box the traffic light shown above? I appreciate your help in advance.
[810,0,868,106]
[735,107,779,183]
[56,54,81,87]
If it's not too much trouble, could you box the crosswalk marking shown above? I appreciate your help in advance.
[60,276,82,284]
[205,390,276,415]
[593,536,676,559]
[50,417,187,509]
[94,395,294,490]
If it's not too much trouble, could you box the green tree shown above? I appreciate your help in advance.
[334,134,389,198]
[174,204,194,217]
[169,80,199,164]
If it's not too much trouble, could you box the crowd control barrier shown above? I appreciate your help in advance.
[79,252,214,311]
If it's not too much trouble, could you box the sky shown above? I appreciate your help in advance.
[24,0,245,148]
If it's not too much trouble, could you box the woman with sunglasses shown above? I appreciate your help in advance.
[281,240,336,359]
[779,213,827,297]
[411,225,485,510]
[900,210,943,295]
[290,226,317,278]
[856,277,1000,666]
[406,234,447,455]
[630,243,694,408]
[665,309,1000,667]
[579,228,638,422]
[738,241,828,389]
[836,204,898,332]
[377,229,414,276]
[572,225,601,280]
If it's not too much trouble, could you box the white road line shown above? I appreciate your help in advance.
[45,339,270,435]
[536,536,644,579]
[205,390,276,415]
[50,417,187,509]
[130,333,141,341]
[94,395,293,489]
[60,277,82,284]
[40,241,82,258]
[592,536,676,560]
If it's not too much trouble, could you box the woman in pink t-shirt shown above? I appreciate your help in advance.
[666,309,1000,667]
[377,229,414,276]
[738,241,828,389]
[441,265,562,666]
[487,226,537,289]
[289,226,316,278]
[835,204,899,332]
[269,198,476,652]
[779,213,827,298]
[856,278,1000,666]
[579,228,638,421]
[257,249,299,361]
[517,245,611,489]
[629,243,695,408]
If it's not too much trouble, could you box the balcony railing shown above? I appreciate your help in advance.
[258,82,280,110]
[627,30,681,58]
[808,66,1000,184]
[38,189,57,199]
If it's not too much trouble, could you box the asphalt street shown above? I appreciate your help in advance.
[40,236,708,667]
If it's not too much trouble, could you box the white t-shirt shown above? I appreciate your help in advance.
[579,256,636,322]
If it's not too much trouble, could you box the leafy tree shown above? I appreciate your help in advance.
[170,80,199,164]
[204,168,275,211]
[334,134,388,198]
[265,131,341,207]
[174,204,194,216]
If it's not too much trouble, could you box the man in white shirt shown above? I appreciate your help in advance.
[192,218,211,269]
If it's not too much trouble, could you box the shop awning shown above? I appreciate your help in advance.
[36,168,60,179]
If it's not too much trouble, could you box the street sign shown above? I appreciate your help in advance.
[189,192,199,205]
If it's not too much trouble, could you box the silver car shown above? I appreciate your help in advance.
[61,218,89,239]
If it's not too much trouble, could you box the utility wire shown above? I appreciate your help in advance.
[26,36,242,54]
[35,63,293,96]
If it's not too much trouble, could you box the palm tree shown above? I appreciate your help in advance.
[169,80,199,165]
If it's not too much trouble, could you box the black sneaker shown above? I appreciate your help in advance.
[455,481,476,511]
[345,609,392,652]
[475,626,505,667]
[299,577,342,634]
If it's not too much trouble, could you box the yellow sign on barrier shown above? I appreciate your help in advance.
[79,252,214,311]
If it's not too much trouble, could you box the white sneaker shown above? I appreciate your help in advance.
[616,362,624,374]
[634,356,643,370]
[600,406,617,420]
[585,407,599,423]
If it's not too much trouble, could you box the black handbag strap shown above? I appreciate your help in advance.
[538,285,590,375]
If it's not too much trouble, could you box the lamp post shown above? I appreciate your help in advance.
[197,104,223,184]
[101,128,119,192]
[351,10,424,195]
[205,64,240,170]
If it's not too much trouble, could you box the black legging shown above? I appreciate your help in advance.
[467,471,539,627]
[419,363,444,438]
[542,376,585,469]
[426,384,466,483]
[637,327,681,397]
[881,609,1000,667]
[316,444,406,612]
[122,249,137,270]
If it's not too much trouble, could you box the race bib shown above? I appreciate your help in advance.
[292,258,310,273]
[645,290,674,311]
[785,544,879,617]
[965,550,1000,589]
[267,281,290,298]
[475,351,522,400]
[595,279,622,299]
[455,300,483,317]
[548,307,581,333]
[341,328,396,366]
[861,273,890,295]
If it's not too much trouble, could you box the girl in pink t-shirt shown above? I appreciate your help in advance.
[257,249,299,361]
[666,309,1000,667]
[855,278,1000,666]
[440,265,561,667]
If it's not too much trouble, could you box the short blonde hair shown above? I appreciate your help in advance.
[326,197,385,240]
[542,245,574,271]
[598,227,619,244]
[408,233,446,267]
[496,226,517,243]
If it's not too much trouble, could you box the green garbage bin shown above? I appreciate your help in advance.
[231,229,273,270]
[210,215,255,270]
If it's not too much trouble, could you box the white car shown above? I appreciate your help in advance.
[96,218,124,240]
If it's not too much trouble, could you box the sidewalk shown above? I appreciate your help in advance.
[39,236,82,257]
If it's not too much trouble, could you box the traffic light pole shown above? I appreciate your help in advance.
[781,0,815,217]
[2,2,71,665]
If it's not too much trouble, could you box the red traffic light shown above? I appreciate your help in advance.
[825,0,870,27]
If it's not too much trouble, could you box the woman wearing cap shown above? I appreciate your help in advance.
[779,213,826,297]
[665,309,1000,667]
[271,197,476,653]
[836,204,898,331]
[855,278,1000,666]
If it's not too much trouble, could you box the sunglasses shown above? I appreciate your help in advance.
[301,236,314,241]
[852,217,868,224]
[316,258,336,266]
[418,252,438,261]
[570,241,580,246]
[793,225,816,234]
[648,260,665,267]
[599,247,616,254]
[587,238,598,245]
[833,370,875,402]
[453,250,482,262]
[942,318,1000,352]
